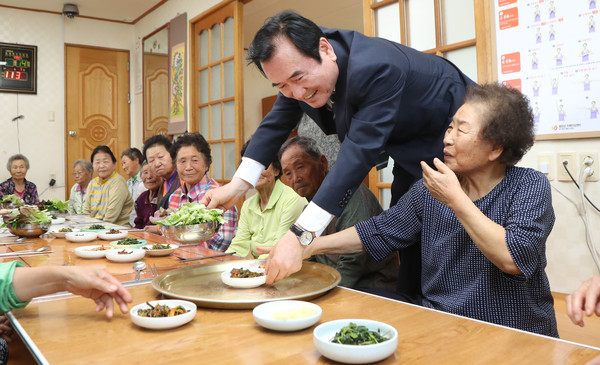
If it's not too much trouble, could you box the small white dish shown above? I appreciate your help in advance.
[109,239,146,249]
[221,265,266,289]
[105,248,146,262]
[51,217,66,225]
[50,228,79,238]
[130,300,197,330]
[313,319,398,364]
[253,300,322,332]
[143,243,178,257]
[65,231,98,243]
[98,230,128,240]
[74,244,112,259]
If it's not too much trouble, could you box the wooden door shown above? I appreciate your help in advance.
[65,45,131,196]
[143,52,169,141]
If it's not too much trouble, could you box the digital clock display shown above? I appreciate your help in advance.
[4,70,27,81]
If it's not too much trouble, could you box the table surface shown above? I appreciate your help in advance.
[3,218,600,364]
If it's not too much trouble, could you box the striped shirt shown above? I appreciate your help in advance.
[356,166,558,337]
[84,171,133,226]
[168,175,238,252]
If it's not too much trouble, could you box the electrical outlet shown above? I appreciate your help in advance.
[557,152,577,182]
[580,152,599,182]
[538,152,554,180]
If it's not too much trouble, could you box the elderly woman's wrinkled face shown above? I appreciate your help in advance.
[146,145,174,179]
[176,145,209,188]
[92,152,116,181]
[443,103,499,175]
[73,164,92,185]
[10,159,27,181]
[141,164,161,191]
[256,164,279,191]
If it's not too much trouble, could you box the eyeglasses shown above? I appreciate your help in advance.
[73,171,85,177]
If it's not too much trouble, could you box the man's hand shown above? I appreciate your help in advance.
[567,277,600,327]
[265,230,305,285]
[200,177,252,210]
[62,267,133,319]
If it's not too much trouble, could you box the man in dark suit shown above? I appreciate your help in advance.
[202,11,474,300]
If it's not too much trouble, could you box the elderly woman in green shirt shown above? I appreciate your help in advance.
[226,139,307,259]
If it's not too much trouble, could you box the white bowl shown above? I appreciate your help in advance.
[74,244,112,259]
[313,319,398,364]
[50,228,79,238]
[221,265,266,289]
[98,230,128,240]
[130,300,197,330]
[51,217,66,225]
[105,248,146,262]
[143,243,178,257]
[253,300,322,332]
[65,231,99,243]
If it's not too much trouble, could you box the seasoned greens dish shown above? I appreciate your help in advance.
[331,323,390,345]
[137,302,189,317]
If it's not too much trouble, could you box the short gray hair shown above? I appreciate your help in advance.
[73,159,93,173]
[7,154,29,172]
[278,136,322,162]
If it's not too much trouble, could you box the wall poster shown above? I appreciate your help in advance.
[495,0,599,139]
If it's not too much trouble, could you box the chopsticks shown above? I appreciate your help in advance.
[0,251,54,257]
[174,252,236,262]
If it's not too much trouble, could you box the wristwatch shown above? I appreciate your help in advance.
[289,224,314,246]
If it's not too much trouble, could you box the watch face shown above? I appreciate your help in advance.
[299,231,313,246]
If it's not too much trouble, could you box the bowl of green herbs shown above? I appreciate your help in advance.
[0,194,24,209]
[3,207,52,238]
[313,319,398,364]
[156,203,223,244]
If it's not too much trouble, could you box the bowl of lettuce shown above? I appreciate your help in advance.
[1,194,24,209]
[3,207,52,237]
[156,203,223,244]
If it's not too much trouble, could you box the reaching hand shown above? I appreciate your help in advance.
[567,277,600,327]
[0,316,13,343]
[264,231,305,285]
[200,177,251,210]
[62,267,133,319]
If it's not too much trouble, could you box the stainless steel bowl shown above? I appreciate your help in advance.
[158,222,221,244]
[8,222,50,238]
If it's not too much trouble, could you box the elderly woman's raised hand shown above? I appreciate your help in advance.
[421,158,463,207]
[566,277,600,327]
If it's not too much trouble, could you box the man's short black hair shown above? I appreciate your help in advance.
[121,147,144,164]
[247,10,325,76]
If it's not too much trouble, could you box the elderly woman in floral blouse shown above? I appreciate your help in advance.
[68,159,93,214]
[0,154,39,205]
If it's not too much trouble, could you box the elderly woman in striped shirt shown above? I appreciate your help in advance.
[168,133,238,252]
[83,146,133,226]
[268,84,558,337]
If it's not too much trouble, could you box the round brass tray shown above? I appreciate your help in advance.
[152,260,341,309]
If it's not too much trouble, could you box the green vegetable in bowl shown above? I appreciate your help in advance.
[85,224,107,230]
[115,238,142,245]
[2,207,52,230]
[331,323,390,345]
[1,194,24,205]
[155,203,225,226]
[38,199,69,212]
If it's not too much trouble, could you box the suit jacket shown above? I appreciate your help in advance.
[244,28,474,216]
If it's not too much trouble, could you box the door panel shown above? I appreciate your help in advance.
[144,53,169,140]
[65,45,130,196]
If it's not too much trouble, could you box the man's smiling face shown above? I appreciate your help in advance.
[261,36,339,108]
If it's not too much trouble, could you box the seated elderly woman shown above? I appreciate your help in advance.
[68,159,94,214]
[84,146,133,226]
[267,84,558,337]
[168,133,238,252]
[0,154,39,205]
[226,139,307,259]
[134,162,162,229]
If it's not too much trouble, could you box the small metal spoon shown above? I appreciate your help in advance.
[15,237,26,243]
[133,261,147,280]
[35,245,50,252]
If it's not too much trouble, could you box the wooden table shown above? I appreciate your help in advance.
[7,283,600,364]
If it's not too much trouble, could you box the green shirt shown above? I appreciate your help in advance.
[0,261,29,314]
[227,179,307,259]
